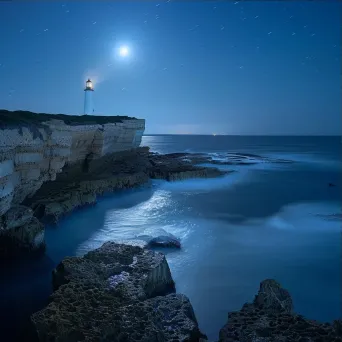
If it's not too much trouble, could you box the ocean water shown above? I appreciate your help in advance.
[1,135,341,341]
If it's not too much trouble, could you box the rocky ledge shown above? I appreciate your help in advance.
[219,279,342,342]
[31,242,206,342]
[31,243,342,342]
[25,148,227,224]
[0,148,227,258]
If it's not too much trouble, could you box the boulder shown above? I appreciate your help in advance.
[148,235,181,248]
[32,242,205,341]
[219,279,342,342]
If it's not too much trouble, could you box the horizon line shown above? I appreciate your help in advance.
[143,134,341,137]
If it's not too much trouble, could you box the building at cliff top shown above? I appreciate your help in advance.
[84,79,94,115]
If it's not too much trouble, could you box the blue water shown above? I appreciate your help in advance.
[1,135,341,341]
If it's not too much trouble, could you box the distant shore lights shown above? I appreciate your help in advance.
[84,79,94,115]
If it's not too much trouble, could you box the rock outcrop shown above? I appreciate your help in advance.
[149,152,229,181]
[31,242,205,342]
[23,150,227,225]
[219,279,342,342]
[0,205,45,257]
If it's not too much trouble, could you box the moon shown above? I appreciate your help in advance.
[119,46,129,57]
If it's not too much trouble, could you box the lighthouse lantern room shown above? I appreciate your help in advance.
[84,78,94,115]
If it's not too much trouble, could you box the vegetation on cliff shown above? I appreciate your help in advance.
[0,109,136,128]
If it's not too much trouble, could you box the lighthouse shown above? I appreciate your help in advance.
[84,79,94,115]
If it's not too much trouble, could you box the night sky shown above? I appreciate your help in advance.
[1,1,340,135]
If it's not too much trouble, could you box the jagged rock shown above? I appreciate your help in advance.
[148,153,227,181]
[253,279,293,314]
[219,279,342,342]
[148,235,181,248]
[32,242,205,341]
[0,216,45,258]
[2,205,33,229]
[26,150,229,224]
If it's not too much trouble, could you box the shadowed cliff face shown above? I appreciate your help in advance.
[0,112,145,216]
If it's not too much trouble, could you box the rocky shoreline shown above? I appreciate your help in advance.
[31,241,342,342]
[0,148,228,258]
[1,142,340,341]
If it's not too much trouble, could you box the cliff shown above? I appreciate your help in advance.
[0,110,145,216]
[0,110,145,256]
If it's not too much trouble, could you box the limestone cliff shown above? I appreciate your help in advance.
[0,110,145,217]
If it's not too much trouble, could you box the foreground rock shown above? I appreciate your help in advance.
[219,279,342,342]
[31,242,205,341]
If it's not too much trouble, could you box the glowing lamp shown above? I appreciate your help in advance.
[85,79,93,91]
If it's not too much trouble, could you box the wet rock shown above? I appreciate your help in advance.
[32,242,205,341]
[219,279,342,342]
[148,235,181,248]
[148,153,227,181]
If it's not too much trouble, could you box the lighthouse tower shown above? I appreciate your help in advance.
[84,79,94,115]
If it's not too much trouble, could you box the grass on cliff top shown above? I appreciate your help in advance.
[0,109,137,128]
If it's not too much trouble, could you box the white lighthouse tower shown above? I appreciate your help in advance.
[84,79,94,115]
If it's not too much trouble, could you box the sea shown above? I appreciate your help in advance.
[1,135,341,341]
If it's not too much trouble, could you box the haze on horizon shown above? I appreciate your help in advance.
[0,1,340,135]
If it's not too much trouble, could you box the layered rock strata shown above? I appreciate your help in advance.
[219,279,342,342]
[0,111,145,217]
[31,242,205,342]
